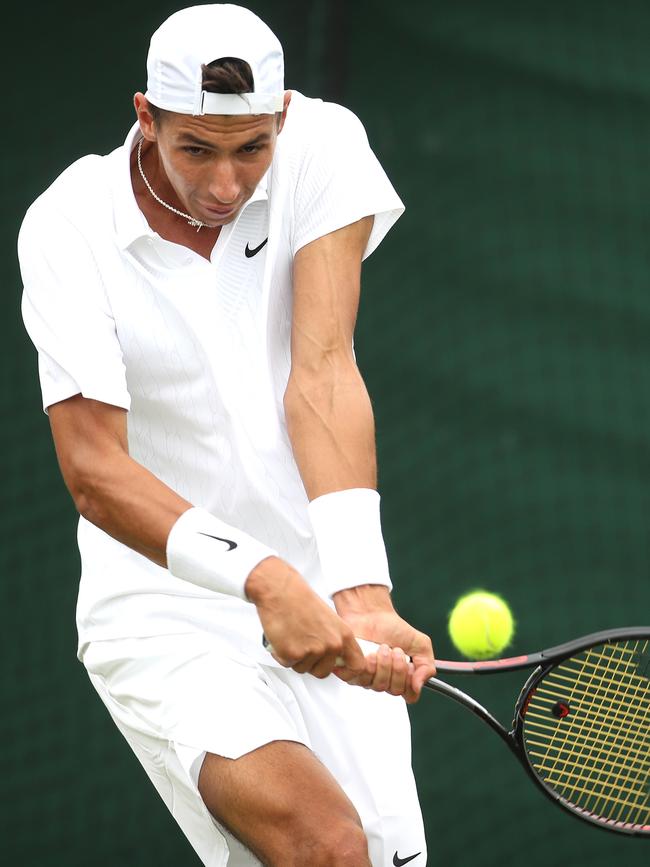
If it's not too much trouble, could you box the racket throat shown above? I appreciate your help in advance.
[424,677,518,755]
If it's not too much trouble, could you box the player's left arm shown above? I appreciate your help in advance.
[287,216,435,702]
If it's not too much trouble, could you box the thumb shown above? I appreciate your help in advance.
[341,635,368,673]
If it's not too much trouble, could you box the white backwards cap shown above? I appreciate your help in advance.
[144,4,285,116]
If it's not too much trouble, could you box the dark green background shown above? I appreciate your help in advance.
[3,1,650,863]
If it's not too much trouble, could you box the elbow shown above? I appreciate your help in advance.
[63,464,110,527]
[283,375,305,421]
[73,488,100,525]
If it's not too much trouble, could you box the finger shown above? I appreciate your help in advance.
[333,634,372,686]
[291,655,317,675]
[340,635,367,673]
[405,658,437,703]
[368,644,393,692]
[410,634,435,673]
[271,650,299,668]
[402,661,419,703]
[388,647,410,696]
[335,649,376,687]
[411,652,437,687]
[404,631,436,698]
[404,662,421,704]
[310,652,345,679]
[264,638,300,669]
[269,632,348,671]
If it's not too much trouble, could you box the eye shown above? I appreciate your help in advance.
[241,144,261,155]
[183,146,206,156]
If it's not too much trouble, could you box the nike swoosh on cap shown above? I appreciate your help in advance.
[245,237,268,258]
[197,532,238,551]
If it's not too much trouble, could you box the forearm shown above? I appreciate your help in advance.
[69,448,191,567]
[285,362,393,599]
[285,219,393,601]
[284,360,377,500]
[71,451,284,596]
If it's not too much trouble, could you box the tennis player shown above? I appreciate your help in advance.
[18,5,434,865]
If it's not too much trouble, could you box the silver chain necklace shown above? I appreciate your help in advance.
[137,139,207,232]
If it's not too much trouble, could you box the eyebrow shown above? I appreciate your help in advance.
[177,132,272,149]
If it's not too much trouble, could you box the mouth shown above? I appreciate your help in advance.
[202,203,238,219]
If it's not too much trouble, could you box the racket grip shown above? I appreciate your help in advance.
[262,634,379,665]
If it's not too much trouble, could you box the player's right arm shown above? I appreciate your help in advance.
[48,393,366,678]
[49,395,188,566]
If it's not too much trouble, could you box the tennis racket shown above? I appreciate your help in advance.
[424,626,650,836]
[266,627,650,835]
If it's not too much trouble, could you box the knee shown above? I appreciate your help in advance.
[288,819,370,867]
[326,821,370,866]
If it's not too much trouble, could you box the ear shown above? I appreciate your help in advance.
[276,90,293,134]
[133,92,157,142]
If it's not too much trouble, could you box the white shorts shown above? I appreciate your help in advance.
[83,632,427,866]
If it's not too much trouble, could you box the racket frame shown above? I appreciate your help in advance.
[424,626,650,837]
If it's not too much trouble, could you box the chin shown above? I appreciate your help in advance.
[203,209,240,228]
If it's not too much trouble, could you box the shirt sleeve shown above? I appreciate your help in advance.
[291,102,405,259]
[18,200,131,414]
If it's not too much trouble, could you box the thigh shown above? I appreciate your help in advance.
[265,668,428,867]
[198,740,371,866]
[82,634,327,866]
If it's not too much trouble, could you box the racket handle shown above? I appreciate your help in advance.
[262,634,379,665]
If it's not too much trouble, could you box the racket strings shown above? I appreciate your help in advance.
[522,639,650,828]
[546,642,650,823]
[544,642,650,822]
[528,678,650,760]
[586,647,650,824]
[543,649,649,816]
[529,671,649,823]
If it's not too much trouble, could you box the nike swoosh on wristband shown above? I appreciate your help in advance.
[197,532,238,551]
[244,237,268,258]
[393,853,421,867]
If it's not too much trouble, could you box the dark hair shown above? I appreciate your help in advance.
[148,57,254,125]
[202,56,254,93]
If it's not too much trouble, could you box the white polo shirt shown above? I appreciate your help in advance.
[18,91,404,662]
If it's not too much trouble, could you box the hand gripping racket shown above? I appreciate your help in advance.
[424,626,650,836]
[265,627,650,835]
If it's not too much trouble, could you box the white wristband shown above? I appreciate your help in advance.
[166,507,278,601]
[307,488,392,598]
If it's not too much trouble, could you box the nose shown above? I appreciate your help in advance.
[208,159,240,205]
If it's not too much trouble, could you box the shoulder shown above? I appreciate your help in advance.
[276,92,370,163]
[20,151,115,243]
[285,91,367,129]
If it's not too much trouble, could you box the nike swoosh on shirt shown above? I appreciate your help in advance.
[198,532,238,551]
[245,238,268,258]
[393,853,421,866]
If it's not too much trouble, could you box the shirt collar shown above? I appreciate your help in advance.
[112,121,270,251]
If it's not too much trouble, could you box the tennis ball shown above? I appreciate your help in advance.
[448,590,514,659]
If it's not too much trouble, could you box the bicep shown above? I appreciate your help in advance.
[48,395,129,495]
[291,216,374,371]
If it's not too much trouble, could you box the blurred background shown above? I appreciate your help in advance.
[3,0,650,863]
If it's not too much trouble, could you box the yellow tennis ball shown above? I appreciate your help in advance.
[448,590,515,659]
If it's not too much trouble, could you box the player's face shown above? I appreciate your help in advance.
[153,111,282,228]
